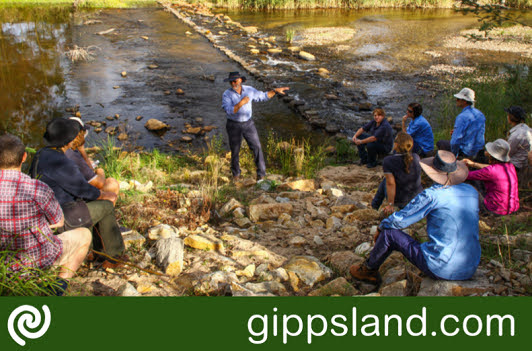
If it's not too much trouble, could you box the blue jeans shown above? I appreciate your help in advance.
[226,119,266,178]
[356,133,389,166]
[366,229,440,279]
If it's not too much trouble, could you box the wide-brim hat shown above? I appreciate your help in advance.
[454,87,475,102]
[69,116,89,137]
[223,71,247,82]
[504,106,527,122]
[420,150,469,186]
[485,139,511,162]
[43,118,81,148]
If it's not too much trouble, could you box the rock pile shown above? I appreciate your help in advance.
[72,162,531,297]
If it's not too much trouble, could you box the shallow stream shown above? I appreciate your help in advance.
[1,5,530,150]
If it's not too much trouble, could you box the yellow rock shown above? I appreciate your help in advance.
[137,284,154,294]
[283,179,316,192]
[184,234,224,253]
[236,264,256,278]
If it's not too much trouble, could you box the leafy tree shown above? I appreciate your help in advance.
[457,0,531,39]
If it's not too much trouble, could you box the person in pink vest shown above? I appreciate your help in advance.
[463,139,519,215]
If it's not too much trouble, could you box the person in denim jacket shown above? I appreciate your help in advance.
[350,150,480,284]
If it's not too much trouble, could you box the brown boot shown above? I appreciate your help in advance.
[350,262,381,284]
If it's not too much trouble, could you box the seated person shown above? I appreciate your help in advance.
[66,117,119,198]
[351,151,480,283]
[401,102,434,157]
[0,134,91,294]
[352,108,394,168]
[30,118,125,264]
[436,87,486,161]
[371,132,423,214]
[463,139,519,216]
[505,106,531,187]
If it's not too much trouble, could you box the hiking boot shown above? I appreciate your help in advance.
[366,162,377,169]
[350,262,381,284]
[358,159,367,166]
[233,175,240,183]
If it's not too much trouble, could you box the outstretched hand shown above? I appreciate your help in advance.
[274,87,289,96]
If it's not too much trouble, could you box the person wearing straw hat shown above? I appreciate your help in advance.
[436,88,486,160]
[66,117,120,202]
[222,71,289,182]
[350,150,480,283]
[463,139,519,216]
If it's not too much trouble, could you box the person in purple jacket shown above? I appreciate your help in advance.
[463,139,519,215]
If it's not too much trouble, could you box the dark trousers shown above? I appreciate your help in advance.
[371,179,388,210]
[371,179,408,210]
[366,229,439,279]
[226,119,266,178]
[412,143,429,158]
[356,133,389,166]
[86,200,125,257]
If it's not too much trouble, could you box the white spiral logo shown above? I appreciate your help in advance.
[7,305,51,346]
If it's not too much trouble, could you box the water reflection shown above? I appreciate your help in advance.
[0,7,71,147]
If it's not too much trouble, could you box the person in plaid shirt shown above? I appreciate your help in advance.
[0,134,91,281]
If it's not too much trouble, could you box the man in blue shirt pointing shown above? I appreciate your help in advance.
[222,71,289,182]
[350,150,481,283]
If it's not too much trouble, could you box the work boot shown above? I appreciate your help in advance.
[350,262,381,284]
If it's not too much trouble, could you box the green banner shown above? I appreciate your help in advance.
[0,297,529,350]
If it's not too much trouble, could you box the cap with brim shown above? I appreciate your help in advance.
[69,116,89,137]
[44,118,81,148]
[223,71,247,82]
[485,139,511,163]
[420,150,469,186]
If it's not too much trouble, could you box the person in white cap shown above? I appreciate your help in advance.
[436,88,486,160]
[463,139,519,215]
[66,117,120,203]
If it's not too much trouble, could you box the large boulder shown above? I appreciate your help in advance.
[417,270,493,296]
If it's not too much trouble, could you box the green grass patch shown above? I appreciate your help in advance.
[0,250,64,296]
[98,137,197,186]
[432,63,532,145]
